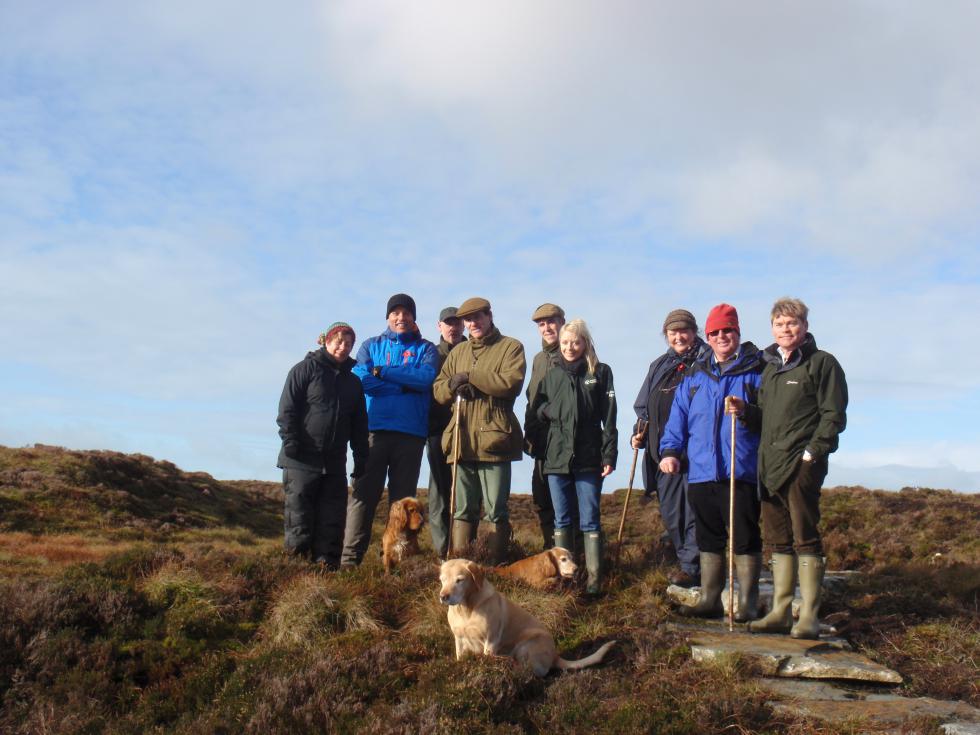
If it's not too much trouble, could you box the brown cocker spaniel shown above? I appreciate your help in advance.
[381,497,425,574]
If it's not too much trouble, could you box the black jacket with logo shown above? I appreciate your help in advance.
[743,334,848,491]
[531,359,618,474]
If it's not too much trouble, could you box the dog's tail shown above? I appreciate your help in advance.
[555,640,616,671]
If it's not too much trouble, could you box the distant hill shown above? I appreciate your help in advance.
[828,463,980,493]
[0,444,281,539]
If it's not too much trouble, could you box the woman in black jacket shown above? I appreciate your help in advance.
[277,322,369,568]
[630,309,709,588]
[532,319,617,593]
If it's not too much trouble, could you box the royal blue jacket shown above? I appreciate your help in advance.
[353,328,438,438]
[659,343,764,484]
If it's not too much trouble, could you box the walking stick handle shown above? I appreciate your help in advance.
[615,419,648,567]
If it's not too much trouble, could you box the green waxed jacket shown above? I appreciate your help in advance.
[744,334,848,492]
[433,326,526,462]
[531,359,618,475]
[523,340,561,458]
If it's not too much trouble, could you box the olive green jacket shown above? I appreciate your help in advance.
[743,334,848,492]
[523,340,561,458]
[531,360,618,475]
[433,326,527,462]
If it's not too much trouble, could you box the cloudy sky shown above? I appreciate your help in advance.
[2,1,979,491]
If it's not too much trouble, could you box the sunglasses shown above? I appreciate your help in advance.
[707,327,737,338]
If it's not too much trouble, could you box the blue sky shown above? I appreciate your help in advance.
[2,1,980,491]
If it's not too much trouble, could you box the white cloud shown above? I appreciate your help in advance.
[2,0,980,487]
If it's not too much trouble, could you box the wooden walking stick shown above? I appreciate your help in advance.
[726,396,737,632]
[615,419,648,567]
[445,394,464,559]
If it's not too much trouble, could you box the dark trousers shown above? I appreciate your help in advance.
[642,452,700,573]
[282,468,349,566]
[426,433,452,557]
[761,458,827,555]
[656,468,700,575]
[688,480,762,555]
[341,431,425,565]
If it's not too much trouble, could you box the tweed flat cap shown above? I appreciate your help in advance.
[456,297,491,318]
[530,303,565,322]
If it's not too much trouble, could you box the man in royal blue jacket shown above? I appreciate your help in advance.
[660,304,764,621]
[340,293,439,567]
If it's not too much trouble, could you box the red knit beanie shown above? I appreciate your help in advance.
[705,303,740,335]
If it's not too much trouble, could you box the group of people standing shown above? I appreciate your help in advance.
[276,293,847,636]
[632,298,848,638]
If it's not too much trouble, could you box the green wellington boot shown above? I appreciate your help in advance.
[790,555,826,639]
[734,553,762,623]
[678,552,725,617]
[449,519,477,557]
[748,553,797,634]
[553,526,574,553]
[584,531,605,595]
[489,520,512,565]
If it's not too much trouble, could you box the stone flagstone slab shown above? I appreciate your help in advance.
[761,679,980,734]
[682,626,903,684]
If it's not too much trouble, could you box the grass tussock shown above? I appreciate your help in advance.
[0,445,977,732]
[263,571,382,649]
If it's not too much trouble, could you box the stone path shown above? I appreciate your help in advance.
[683,626,902,683]
[761,680,980,734]
[667,570,980,733]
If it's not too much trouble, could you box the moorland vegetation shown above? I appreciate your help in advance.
[0,444,977,733]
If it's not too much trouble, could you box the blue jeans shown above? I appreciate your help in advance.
[547,472,602,532]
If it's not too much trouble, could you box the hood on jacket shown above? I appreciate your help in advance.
[697,341,763,378]
[308,349,356,372]
[382,327,424,345]
[762,332,818,372]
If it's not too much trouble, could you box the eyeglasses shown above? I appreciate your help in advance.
[707,327,737,338]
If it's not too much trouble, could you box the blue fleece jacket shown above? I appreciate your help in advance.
[659,343,764,484]
[353,328,438,438]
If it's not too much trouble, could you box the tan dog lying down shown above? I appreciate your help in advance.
[381,497,425,574]
[492,547,577,590]
[439,559,615,677]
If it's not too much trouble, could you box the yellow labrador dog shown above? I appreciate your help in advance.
[439,558,615,677]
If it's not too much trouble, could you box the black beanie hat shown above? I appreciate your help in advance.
[386,293,417,320]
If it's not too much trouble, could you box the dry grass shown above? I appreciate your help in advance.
[0,532,126,568]
[262,571,383,649]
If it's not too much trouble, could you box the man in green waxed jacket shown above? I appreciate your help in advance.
[433,297,526,564]
[729,297,847,640]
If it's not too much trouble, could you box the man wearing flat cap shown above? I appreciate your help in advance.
[426,306,466,557]
[523,303,579,550]
[340,293,438,567]
[433,297,526,564]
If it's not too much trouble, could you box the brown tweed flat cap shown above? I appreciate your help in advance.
[456,297,491,318]
[530,303,565,322]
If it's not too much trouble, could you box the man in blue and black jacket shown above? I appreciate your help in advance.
[660,303,764,622]
[340,293,439,567]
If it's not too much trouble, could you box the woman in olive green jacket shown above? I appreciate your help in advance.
[531,319,617,593]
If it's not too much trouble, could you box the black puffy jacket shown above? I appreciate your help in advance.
[531,359,618,475]
[276,350,369,475]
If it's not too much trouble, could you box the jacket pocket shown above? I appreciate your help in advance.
[480,414,513,455]
[441,421,455,458]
